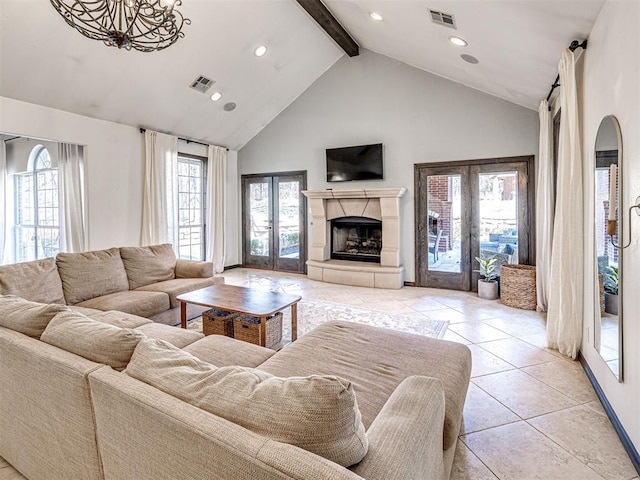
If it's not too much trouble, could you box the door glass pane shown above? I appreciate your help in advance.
[427,174,461,273]
[249,182,270,256]
[278,181,300,259]
[478,172,518,276]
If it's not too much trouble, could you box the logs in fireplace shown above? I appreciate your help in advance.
[331,216,382,263]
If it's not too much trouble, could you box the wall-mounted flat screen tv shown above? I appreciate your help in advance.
[326,143,383,182]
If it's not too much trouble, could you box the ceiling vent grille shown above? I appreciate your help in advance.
[429,9,456,29]
[189,75,215,94]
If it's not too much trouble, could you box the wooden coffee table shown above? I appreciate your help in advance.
[176,285,302,346]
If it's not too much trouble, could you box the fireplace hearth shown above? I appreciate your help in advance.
[331,217,382,263]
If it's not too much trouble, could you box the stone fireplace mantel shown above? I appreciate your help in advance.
[302,188,406,289]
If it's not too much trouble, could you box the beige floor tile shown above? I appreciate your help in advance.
[483,315,547,337]
[462,421,605,480]
[0,457,8,469]
[450,440,499,480]
[443,329,473,345]
[467,345,515,378]
[449,322,512,344]
[477,337,559,368]
[0,467,26,480]
[461,383,520,434]
[522,359,598,404]
[517,332,564,357]
[528,405,637,480]
[423,308,471,324]
[584,399,608,417]
[473,369,577,418]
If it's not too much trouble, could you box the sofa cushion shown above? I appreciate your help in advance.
[0,258,66,305]
[258,321,472,451]
[76,290,169,318]
[125,339,369,467]
[183,334,276,367]
[89,310,153,329]
[120,244,176,290]
[136,277,221,309]
[41,310,146,371]
[134,323,203,348]
[0,295,70,338]
[56,248,129,305]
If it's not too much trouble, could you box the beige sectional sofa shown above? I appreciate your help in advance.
[0,243,224,325]
[0,254,472,480]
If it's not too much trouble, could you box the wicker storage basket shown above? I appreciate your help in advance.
[233,312,283,348]
[500,264,537,310]
[202,308,236,337]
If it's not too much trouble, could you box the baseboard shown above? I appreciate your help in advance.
[223,264,242,271]
[579,354,640,474]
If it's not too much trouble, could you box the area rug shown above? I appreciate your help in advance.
[187,299,448,342]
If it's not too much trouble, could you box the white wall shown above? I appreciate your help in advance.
[238,49,539,282]
[0,96,240,266]
[579,0,640,452]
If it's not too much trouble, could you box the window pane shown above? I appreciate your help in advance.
[177,157,206,260]
[278,181,300,259]
[427,174,461,273]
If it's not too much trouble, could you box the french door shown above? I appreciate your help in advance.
[415,156,533,290]
[242,171,307,273]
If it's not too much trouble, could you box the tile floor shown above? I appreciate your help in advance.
[1,268,637,480]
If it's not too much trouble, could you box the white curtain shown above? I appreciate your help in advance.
[141,130,179,247]
[547,49,584,359]
[536,100,554,311]
[58,143,87,253]
[0,140,7,264]
[206,145,226,273]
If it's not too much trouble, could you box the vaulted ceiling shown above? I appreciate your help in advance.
[0,0,604,150]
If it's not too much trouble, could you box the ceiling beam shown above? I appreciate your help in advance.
[295,0,359,57]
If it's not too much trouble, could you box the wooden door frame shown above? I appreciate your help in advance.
[414,155,535,288]
[241,171,308,273]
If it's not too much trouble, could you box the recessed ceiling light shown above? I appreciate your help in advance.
[449,36,468,47]
[254,45,267,57]
[461,54,479,64]
[210,92,222,102]
[369,12,383,21]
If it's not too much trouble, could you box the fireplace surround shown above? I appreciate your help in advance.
[302,188,406,289]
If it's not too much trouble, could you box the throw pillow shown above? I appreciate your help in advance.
[41,310,146,370]
[125,338,369,467]
[120,244,176,290]
[0,295,70,338]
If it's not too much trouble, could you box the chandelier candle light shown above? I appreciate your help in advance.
[49,0,190,52]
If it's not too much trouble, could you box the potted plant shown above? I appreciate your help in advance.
[604,265,619,315]
[475,255,499,300]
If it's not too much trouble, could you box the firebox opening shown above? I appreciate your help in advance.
[331,216,382,263]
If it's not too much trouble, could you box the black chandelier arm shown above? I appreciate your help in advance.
[49,0,190,52]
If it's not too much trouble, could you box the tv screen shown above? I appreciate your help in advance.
[326,143,383,182]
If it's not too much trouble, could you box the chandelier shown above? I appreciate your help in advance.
[49,0,191,52]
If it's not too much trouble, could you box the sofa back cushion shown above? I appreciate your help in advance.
[0,258,66,305]
[0,295,70,338]
[125,339,369,467]
[120,244,176,290]
[56,248,129,304]
[41,310,146,370]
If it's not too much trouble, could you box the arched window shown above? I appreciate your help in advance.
[14,146,59,261]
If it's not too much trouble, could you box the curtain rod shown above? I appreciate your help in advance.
[545,39,588,107]
[139,128,229,151]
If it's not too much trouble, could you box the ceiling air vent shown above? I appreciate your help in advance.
[429,9,456,29]
[189,75,215,94]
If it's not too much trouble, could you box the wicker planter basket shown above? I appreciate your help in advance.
[233,312,283,349]
[500,264,537,310]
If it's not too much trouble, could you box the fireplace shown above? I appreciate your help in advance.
[331,216,382,263]
[301,188,407,289]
